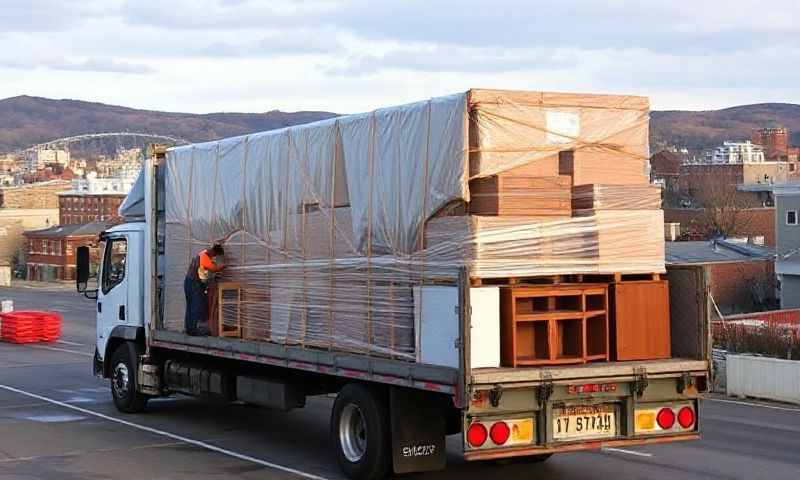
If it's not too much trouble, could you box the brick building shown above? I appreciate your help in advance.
[753,127,790,161]
[666,239,776,314]
[58,192,125,225]
[650,150,681,204]
[57,172,134,225]
[0,180,71,209]
[23,222,108,281]
[663,207,775,246]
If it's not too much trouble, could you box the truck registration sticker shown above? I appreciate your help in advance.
[553,404,616,441]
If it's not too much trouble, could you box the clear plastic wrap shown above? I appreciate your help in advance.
[161,89,662,360]
[571,184,662,211]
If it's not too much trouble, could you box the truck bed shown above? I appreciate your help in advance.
[471,358,708,387]
[150,330,460,395]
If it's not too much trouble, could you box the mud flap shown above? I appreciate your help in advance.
[390,387,447,474]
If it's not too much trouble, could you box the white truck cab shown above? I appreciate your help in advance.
[78,222,148,412]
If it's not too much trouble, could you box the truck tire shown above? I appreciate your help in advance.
[110,342,148,413]
[331,384,391,480]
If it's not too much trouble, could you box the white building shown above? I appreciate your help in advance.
[704,141,765,164]
[24,148,71,172]
[69,170,136,195]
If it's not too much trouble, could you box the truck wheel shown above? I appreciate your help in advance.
[331,384,391,480]
[110,343,148,413]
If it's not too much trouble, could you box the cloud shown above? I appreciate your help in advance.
[0,0,115,32]
[1,0,799,114]
[326,45,575,76]
[52,58,155,74]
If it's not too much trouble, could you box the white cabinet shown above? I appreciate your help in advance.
[413,286,500,369]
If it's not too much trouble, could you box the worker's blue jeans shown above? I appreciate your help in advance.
[184,277,207,334]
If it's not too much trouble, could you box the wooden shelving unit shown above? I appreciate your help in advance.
[217,282,242,338]
[500,284,609,367]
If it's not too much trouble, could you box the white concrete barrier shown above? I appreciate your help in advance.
[727,354,800,404]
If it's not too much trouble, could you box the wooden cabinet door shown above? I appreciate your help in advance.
[611,281,671,361]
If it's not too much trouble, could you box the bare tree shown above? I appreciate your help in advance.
[683,170,758,238]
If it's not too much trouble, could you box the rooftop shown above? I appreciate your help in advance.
[666,239,774,265]
[23,221,109,239]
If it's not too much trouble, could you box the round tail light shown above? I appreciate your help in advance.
[489,421,510,445]
[467,423,488,447]
[656,408,675,429]
[677,407,695,428]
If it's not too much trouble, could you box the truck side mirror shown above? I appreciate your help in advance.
[76,246,90,293]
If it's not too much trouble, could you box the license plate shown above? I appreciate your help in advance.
[553,404,616,441]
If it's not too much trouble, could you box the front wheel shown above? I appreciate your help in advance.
[331,384,391,480]
[110,342,148,413]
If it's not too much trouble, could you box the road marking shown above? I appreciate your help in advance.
[602,447,653,458]
[705,397,800,412]
[26,345,93,357]
[0,383,331,480]
[56,340,85,347]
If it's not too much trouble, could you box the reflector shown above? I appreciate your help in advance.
[467,423,488,447]
[490,422,510,445]
[656,408,675,429]
[677,407,695,428]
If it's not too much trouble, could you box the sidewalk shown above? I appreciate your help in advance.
[0,280,76,291]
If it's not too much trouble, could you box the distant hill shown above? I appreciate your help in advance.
[0,95,337,153]
[2,95,800,156]
[651,103,800,152]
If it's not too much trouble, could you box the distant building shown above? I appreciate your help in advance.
[24,148,70,172]
[0,208,58,274]
[23,222,107,281]
[704,141,765,164]
[57,172,133,225]
[0,153,19,173]
[773,184,800,308]
[753,127,790,161]
[0,180,72,209]
[650,150,682,199]
[666,239,776,314]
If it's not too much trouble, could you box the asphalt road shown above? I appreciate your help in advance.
[0,285,798,480]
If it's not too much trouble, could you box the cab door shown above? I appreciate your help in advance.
[96,235,129,358]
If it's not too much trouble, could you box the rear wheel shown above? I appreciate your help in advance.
[110,342,148,413]
[331,384,391,480]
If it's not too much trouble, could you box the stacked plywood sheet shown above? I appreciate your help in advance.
[572,184,662,211]
[558,149,649,186]
[469,175,571,216]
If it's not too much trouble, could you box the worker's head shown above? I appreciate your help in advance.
[209,244,225,257]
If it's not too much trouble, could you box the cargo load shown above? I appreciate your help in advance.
[162,89,661,363]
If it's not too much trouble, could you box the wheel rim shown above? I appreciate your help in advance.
[339,404,367,462]
[112,362,129,399]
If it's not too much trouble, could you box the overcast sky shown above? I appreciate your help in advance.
[1,0,798,114]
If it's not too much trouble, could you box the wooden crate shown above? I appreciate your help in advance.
[500,284,609,367]
[469,175,571,216]
[610,280,671,361]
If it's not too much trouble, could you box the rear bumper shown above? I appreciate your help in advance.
[464,433,700,461]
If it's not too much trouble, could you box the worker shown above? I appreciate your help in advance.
[184,244,225,336]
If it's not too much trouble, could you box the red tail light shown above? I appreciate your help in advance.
[677,407,695,428]
[489,421,510,445]
[467,423,488,447]
[656,408,675,429]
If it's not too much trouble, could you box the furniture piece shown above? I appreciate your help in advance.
[216,282,242,338]
[500,284,609,367]
[610,280,671,361]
